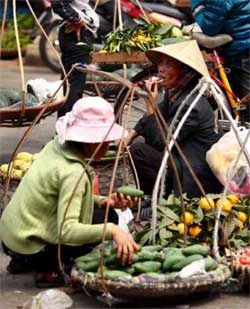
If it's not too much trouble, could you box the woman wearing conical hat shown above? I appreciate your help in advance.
[125,40,223,198]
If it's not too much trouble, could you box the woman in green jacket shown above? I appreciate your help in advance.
[0,96,139,287]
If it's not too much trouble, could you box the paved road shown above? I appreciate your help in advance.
[0,59,249,309]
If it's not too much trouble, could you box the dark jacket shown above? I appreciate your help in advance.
[191,0,250,56]
[51,0,81,23]
[134,79,223,197]
[51,0,99,28]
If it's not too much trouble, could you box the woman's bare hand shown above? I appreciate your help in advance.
[144,79,159,114]
[99,193,138,210]
[111,225,140,265]
[145,79,158,103]
[65,19,86,41]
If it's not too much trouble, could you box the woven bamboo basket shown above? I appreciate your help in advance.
[0,98,65,127]
[0,154,135,198]
[0,48,26,59]
[71,264,231,299]
[90,155,135,196]
[84,81,123,104]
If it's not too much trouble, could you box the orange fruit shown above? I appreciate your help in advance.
[227,194,240,205]
[182,211,194,225]
[237,211,247,223]
[199,197,215,211]
[189,225,202,237]
[216,198,232,212]
[177,223,185,235]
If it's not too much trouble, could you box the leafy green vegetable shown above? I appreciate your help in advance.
[2,31,32,49]
[102,23,190,53]
[8,14,36,30]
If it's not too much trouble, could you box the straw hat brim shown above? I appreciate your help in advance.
[145,40,209,77]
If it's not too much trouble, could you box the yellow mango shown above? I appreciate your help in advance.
[12,169,23,179]
[20,162,32,172]
[13,159,25,169]
[0,164,9,174]
[16,152,33,162]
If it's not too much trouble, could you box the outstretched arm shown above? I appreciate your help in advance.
[191,0,233,36]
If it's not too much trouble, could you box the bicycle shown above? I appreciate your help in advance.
[113,33,250,130]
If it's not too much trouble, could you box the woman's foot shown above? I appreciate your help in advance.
[7,258,33,274]
[34,272,66,288]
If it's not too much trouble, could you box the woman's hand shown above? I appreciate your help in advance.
[99,193,138,210]
[65,19,86,41]
[111,225,140,265]
[145,79,158,102]
[122,129,138,148]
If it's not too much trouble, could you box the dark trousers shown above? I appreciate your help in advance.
[225,50,250,122]
[57,25,95,118]
[130,142,223,198]
[130,142,163,195]
[225,50,250,100]
[2,207,118,273]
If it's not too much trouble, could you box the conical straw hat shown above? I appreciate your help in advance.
[145,40,209,77]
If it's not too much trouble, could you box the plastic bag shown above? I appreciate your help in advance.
[26,78,64,103]
[29,289,73,309]
[206,126,250,195]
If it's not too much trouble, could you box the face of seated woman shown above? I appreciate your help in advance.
[156,55,183,88]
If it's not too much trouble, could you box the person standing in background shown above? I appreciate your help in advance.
[51,0,99,117]
[191,0,250,101]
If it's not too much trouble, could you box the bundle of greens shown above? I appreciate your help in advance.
[101,23,189,53]
[1,31,32,49]
[7,14,36,30]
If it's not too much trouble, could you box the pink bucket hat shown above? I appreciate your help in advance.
[56,96,125,144]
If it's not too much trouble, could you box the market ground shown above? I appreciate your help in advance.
[0,59,249,309]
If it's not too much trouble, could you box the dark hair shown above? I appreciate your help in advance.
[66,141,86,150]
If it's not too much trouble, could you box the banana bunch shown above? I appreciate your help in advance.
[0,152,39,180]
[101,23,190,53]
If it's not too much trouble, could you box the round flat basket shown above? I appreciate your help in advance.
[0,98,65,127]
[0,48,26,59]
[84,81,122,103]
[0,172,21,184]
[71,265,231,299]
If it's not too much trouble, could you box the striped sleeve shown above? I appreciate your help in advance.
[191,0,234,36]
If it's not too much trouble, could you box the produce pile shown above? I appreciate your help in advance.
[1,31,32,49]
[0,152,38,180]
[100,23,188,53]
[7,14,36,30]
[133,194,249,250]
[75,243,224,283]
[1,14,34,49]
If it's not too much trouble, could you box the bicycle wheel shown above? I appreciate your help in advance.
[114,66,165,130]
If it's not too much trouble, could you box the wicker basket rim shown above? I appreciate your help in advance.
[0,172,21,183]
[72,264,231,290]
[0,98,65,114]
